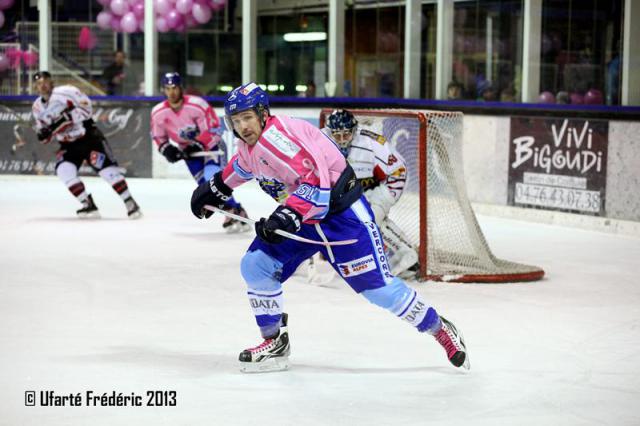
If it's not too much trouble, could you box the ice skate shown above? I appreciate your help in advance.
[239,313,290,373]
[434,316,470,370]
[76,195,100,219]
[223,206,251,233]
[124,197,142,220]
[232,207,252,233]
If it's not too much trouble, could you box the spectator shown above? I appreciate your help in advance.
[477,80,497,102]
[500,86,516,102]
[305,80,316,98]
[102,51,126,95]
[446,81,463,100]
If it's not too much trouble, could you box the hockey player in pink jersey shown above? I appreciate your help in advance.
[190,83,470,373]
[151,72,249,232]
[32,71,142,219]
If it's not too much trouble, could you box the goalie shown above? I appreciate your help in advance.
[323,109,419,277]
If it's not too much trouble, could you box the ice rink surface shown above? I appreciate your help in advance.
[1,176,639,426]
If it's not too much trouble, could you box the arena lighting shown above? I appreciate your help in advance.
[283,32,327,42]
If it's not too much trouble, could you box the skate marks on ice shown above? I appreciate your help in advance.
[60,345,238,376]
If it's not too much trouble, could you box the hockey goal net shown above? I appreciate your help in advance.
[319,108,544,283]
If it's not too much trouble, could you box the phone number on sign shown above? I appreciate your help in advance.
[514,182,601,213]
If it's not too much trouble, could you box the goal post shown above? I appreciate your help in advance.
[319,108,545,283]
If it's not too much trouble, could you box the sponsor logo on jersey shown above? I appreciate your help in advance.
[262,126,301,159]
[337,254,376,278]
[365,221,393,282]
[89,151,106,169]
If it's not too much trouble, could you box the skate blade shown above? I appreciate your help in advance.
[225,222,251,234]
[239,356,290,373]
[128,210,143,220]
[77,211,101,219]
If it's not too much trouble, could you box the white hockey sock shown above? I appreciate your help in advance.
[57,161,88,203]
[99,166,132,201]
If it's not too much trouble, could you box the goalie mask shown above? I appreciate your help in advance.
[327,109,357,155]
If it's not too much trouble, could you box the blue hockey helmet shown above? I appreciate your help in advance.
[161,72,182,88]
[224,82,270,117]
[327,109,357,133]
[327,109,358,153]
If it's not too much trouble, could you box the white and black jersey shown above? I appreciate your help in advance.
[324,127,407,202]
[32,85,93,143]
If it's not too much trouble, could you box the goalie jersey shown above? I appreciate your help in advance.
[32,85,93,143]
[325,127,407,202]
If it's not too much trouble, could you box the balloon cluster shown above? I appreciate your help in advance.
[0,47,38,72]
[0,0,14,29]
[96,0,227,33]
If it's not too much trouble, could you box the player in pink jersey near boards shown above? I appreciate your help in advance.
[151,72,249,232]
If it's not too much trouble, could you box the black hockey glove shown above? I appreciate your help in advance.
[36,126,53,142]
[183,142,205,157]
[255,206,302,244]
[190,171,233,219]
[159,143,185,163]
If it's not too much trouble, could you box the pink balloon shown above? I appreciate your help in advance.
[156,16,169,32]
[5,47,21,68]
[185,14,197,28]
[175,0,192,14]
[192,3,211,24]
[132,2,144,18]
[110,0,130,16]
[174,22,186,32]
[21,51,38,68]
[538,91,555,104]
[0,10,4,28]
[0,54,9,71]
[584,89,603,105]
[96,11,112,29]
[569,92,584,105]
[120,12,138,33]
[165,9,183,29]
[154,0,170,15]
[110,15,122,31]
[0,0,14,10]
[209,0,225,11]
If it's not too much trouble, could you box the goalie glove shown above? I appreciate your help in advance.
[190,171,233,219]
[255,206,302,244]
[364,184,396,223]
[159,143,185,163]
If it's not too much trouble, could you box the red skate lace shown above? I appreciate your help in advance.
[248,338,275,354]
[435,328,459,359]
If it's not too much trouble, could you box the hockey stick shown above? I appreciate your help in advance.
[189,151,224,159]
[204,205,358,247]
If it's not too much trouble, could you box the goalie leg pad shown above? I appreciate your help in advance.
[241,249,285,338]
